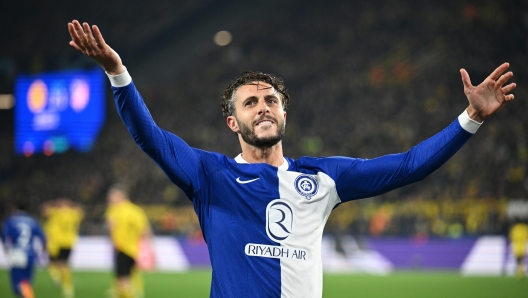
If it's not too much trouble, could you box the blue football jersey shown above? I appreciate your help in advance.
[1,212,46,268]
[108,71,477,297]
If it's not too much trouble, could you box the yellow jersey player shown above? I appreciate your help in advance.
[42,198,84,298]
[510,220,528,279]
[105,184,152,298]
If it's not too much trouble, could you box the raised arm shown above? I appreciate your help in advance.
[462,62,516,122]
[68,20,203,197]
[68,20,125,75]
[67,20,160,142]
[335,115,474,202]
[335,63,517,202]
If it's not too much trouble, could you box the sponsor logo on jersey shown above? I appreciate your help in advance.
[266,199,293,243]
[294,174,318,200]
[245,243,307,261]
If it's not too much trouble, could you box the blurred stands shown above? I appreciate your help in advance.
[1,0,528,238]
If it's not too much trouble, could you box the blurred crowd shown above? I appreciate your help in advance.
[89,196,521,239]
[327,197,508,238]
[1,0,528,238]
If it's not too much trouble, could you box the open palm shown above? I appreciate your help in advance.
[68,20,125,75]
[460,63,516,122]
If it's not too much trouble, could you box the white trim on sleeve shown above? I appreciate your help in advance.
[458,109,482,134]
[106,67,132,87]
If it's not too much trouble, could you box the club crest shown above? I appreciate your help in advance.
[294,174,318,200]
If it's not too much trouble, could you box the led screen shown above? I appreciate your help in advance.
[15,68,105,156]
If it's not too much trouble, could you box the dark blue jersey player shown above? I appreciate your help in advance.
[2,203,46,298]
[67,20,517,298]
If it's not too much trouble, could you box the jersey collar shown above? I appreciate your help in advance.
[235,153,289,170]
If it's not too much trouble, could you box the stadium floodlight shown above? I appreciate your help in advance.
[214,31,232,46]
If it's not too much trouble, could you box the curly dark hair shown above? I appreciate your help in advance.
[221,71,290,118]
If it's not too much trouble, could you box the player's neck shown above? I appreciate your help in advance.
[239,141,284,167]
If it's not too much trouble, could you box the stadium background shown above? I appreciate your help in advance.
[1,0,528,296]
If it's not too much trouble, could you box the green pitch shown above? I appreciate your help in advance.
[1,269,527,297]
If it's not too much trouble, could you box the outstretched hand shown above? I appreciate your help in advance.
[68,20,125,75]
[461,63,516,122]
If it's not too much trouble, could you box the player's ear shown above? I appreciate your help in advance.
[226,116,239,133]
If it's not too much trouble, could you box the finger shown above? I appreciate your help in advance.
[92,25,107,48]
[460,69,472,91]
[82,22,96,49]
[505,94,514,101]
[69,41,83,52]
[83,23,96,45]
[495,71,513,87]
[487,62,509,81]
[73,21,89,47]
[72,20,86,37]
[501,82,516,94]
[68,22,83,47]
[73,22,86,43]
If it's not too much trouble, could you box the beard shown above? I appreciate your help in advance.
[236,116,285,148]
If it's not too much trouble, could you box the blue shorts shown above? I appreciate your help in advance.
[10,262,35,296]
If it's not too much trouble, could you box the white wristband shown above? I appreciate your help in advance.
[106,67,132,87]
[458,109,482,134]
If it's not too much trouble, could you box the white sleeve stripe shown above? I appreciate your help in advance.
[458,109,482,134]
[106,67,132,87]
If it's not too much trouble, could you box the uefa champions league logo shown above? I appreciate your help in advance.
[294,174,318,200]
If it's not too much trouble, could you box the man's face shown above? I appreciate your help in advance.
[227,81,286,148]
[107,189,125,205]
